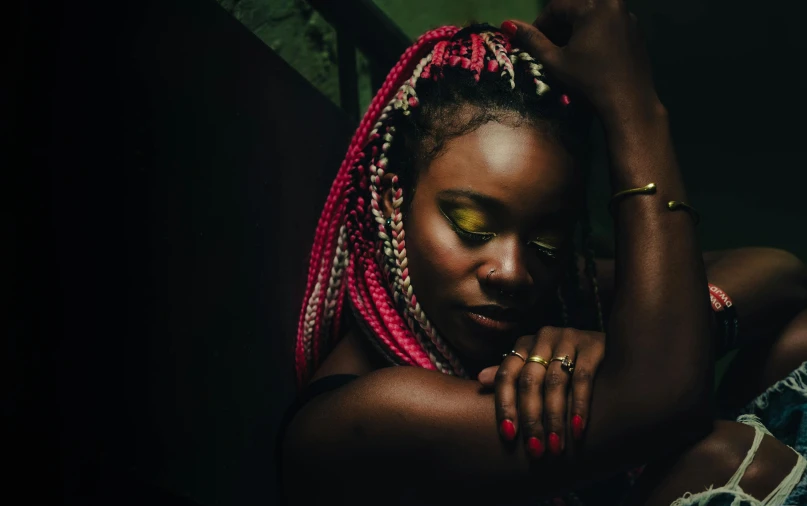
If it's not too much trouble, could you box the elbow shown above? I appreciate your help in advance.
[631,376,714,452]
[671,380,714,442]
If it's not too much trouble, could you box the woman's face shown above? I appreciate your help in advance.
[395,114,582,372]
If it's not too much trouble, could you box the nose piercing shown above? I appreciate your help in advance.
[487,269,495,283]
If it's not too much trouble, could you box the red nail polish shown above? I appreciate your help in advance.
[572,415,584,440]
[501,21,518,38]
[527,437,544,458]
[548,432,562,455]
[560,94,571,106]
[500,419,516,441]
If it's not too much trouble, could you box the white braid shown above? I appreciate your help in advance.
[301,277,323,364]
[322,225,349,336]
[480,32,515,89]
[511,48,551,96]
[365,50,467,376]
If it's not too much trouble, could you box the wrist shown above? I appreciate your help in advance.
[600,96,678,193]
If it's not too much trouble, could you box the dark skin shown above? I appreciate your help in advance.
[283,1,807,504]
[401,114,582,375]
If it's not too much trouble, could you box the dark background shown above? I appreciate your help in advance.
[5,0,806,505]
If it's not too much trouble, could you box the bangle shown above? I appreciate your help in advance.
[609,182,701,226]
[667,201,701,225]
[608,183,656,214]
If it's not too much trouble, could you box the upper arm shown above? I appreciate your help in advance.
[281,363,706,503]
[282,367,569,502]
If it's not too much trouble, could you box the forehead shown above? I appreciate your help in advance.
[421,120,579,216]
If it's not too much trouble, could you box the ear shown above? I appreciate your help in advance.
[381,173,397,219]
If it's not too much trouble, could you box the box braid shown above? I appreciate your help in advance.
[296,24,604,388]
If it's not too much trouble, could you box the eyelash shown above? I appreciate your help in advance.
[448,219,559,261]
[449,222,495,243]
[529,241,559,260]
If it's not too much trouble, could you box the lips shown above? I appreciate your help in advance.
[464,305,524,333]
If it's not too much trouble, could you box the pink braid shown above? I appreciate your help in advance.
[296,26,460,387]
[469,33,485,80]
[295,27,563,387]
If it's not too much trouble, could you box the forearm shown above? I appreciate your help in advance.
[590,102,713,443]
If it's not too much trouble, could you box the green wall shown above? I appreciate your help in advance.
[217,0,544,114]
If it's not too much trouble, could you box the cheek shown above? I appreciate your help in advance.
[404,206,472,305]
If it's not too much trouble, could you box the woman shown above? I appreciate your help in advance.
[280,1,807,504]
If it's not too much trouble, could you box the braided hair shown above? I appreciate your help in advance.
[296,24,603,388]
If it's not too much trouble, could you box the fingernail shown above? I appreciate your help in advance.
[500,419,516,441]
[572,415,584,440]
[501,21,518,38]
[527,437,544,458]
[548,432,562,455]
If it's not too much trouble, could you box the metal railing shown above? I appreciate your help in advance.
[308,0,411,123]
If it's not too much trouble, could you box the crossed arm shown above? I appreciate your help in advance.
[282,251,806,506]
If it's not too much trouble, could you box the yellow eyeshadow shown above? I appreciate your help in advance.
[530,239,559,250]
[448,208,490,233]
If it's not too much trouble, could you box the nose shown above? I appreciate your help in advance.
[479,235,534,301]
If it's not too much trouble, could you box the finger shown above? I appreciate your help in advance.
[501,20,561,70]
[543,343,576,456]
[478,365,499,387]
[518,328,558,459]
[569,339,604,441]
[494,336,531,442]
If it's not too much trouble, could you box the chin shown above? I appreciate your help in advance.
[451,320,521,365]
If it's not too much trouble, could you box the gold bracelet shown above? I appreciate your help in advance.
[608,183,656,214]
[667,200,701,225]
[609,183,700,225]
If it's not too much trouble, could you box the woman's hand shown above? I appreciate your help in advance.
[478,327,605,458]
[502,0,658,119]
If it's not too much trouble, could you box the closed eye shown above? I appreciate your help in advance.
[529,240,559,260]
[439,206,496,244]
[448,220,495,243]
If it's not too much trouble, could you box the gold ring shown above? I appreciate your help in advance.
[526,355,550,368]
[501,350,526,362]
[550,355,575,373]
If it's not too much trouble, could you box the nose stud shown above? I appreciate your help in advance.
[487,269,496,283]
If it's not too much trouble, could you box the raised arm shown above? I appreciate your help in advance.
[511,0,714,467]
